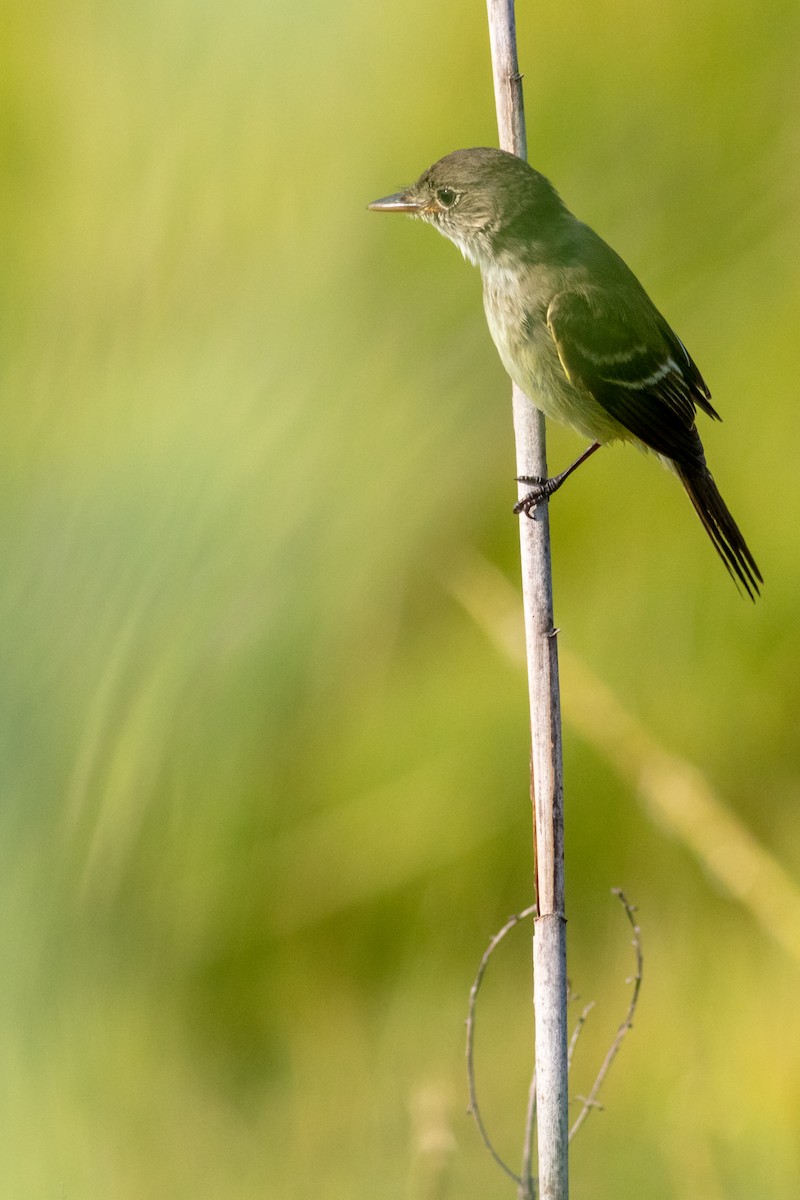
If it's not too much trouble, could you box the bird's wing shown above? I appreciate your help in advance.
[546,289,718,466]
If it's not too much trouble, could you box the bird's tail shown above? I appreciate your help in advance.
[676,463,762,600]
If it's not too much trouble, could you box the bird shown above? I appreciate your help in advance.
[368,147,761,599]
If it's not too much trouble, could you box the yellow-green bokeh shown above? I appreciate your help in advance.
[1,0,799,1196]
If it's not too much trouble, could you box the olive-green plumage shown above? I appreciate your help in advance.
[370,147,761,598]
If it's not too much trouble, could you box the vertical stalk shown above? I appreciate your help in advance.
[485,4,569,1198]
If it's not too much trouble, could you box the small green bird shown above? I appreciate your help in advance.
[369,147,761,599]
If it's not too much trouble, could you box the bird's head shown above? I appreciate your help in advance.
[368,147,565,268]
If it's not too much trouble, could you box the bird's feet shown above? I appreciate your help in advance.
[513,475,560,517]
[513,444,602,517]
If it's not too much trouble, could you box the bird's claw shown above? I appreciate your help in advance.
[514,492,543,518]
[513,476,550,517]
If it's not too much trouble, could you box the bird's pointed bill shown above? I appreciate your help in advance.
[368,191,420,213]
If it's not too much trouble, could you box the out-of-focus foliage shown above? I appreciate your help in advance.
[1,0,798,1196]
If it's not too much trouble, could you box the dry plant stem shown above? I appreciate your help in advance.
[443,547,800,967]
[486,2,569,1198]
[532,916,568,1197]
[486,0,527,157]
[569,891,643,1141]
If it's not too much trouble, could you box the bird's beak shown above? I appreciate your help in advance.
[367,190,421,214]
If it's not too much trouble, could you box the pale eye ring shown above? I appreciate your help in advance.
[436,187,458,208]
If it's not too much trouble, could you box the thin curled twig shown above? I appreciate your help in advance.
[569,890,643,1141]
[519,1065,537,1199]
[466,891,643,1186]
[567,999,596,1071]
[466,905,537,1188]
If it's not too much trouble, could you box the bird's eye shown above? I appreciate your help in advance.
[436,187,458,208]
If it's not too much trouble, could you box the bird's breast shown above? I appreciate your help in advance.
[482,268,571,408]
[481,266,627,444]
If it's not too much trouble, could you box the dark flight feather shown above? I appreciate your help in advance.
[547,289,761,597]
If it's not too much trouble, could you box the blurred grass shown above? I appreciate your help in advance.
[1,0,799,1196]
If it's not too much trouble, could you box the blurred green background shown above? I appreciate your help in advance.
[1,0,799,1195]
